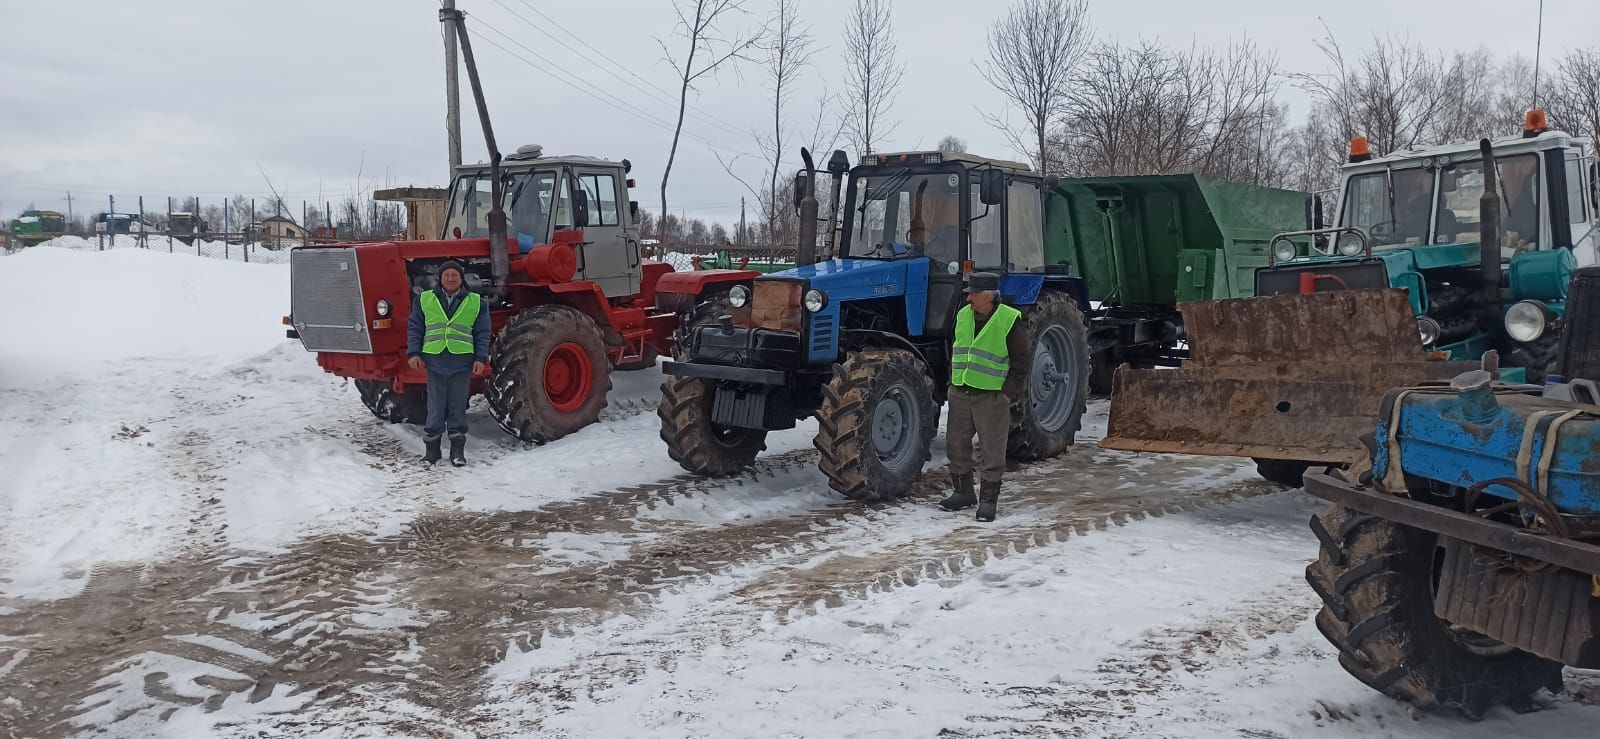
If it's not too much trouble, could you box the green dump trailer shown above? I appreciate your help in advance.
[9,209,68,246]
[1044,175,1311,391]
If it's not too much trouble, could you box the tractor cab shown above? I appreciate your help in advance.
[837,151,1045,278]
[442,144,643,296]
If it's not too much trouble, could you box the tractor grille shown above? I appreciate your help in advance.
[1557,266,1600,381]
[290,247,372,354]
[751,280,804,333]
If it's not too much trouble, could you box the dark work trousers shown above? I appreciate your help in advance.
[424,365,473,441]
[946,385,1010,483]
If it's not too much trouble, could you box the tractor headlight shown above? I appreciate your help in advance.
[376,299,391,317]
[1271,237,1297,264]
[1505,300,1552,343]
[804,289,828,313]
[728,285,751,308]
[1336,232,1365,257]
[1417,316,1441,347]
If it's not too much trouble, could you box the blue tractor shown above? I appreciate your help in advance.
[1301,264,1600,718]
[657,149,1091,501]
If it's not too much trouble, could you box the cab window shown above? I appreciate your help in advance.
[579,173,621,227]
[960,186,998,270]
[1007,180,1045,272]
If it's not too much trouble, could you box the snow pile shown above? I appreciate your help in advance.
[23,234,292,264]
[0,248,301,598]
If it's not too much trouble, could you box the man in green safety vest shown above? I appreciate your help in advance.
[940,272,1029,522]
[406,261,491,466]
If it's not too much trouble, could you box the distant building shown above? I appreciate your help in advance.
[260,214,307,240]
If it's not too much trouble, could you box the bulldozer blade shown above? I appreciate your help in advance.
[1102,362,1469,464]
[1103,288,1469,464]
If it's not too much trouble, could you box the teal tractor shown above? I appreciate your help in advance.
[1300,263,1600,718]
[1106,115,1599,486]
[658,149,1092,501]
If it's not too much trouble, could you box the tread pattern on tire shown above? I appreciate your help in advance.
[355,379,426,425]
[1304,504,1563,718]
[814,348,938,502]
[1007,290,1090,462]
[484,304,612,444]
[657,375,767,476]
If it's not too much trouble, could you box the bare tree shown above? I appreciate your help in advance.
[979,0,1091,174]
[761,0,813,246]
[937,135,967,154]
[1056,39,1281,184]
[842,0,904,156]
[1293,28,1453,157]
[659,0,762,247]
[1547,48,1600,146]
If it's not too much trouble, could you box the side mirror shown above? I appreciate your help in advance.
[980,169,1005,206]
[572,189,590,229]
[793,171,811,212]
[629,200,639,222]
[1305,194,1326,230]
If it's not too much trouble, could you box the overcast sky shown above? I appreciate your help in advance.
[1,0,1595,227]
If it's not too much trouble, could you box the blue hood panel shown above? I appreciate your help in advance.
[767,258,932,362]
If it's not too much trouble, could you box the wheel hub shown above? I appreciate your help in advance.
[871,385,919,470]
[1030,325,1075,432]
[544,342,593,413]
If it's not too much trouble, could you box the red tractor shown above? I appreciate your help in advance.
[284,13,754,444]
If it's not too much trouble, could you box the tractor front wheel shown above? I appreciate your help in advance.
[814,348,938,501]
[657,375,767,475]
[355,379,426,425]
[1008,291,1090,461]
[1305,505,1562,718]
[485,305,612,443]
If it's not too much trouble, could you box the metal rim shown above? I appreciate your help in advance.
[870,384,920,472]
[544,342,593,413]
[1030,324,1075,432]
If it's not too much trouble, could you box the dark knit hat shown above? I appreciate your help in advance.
[437,260,466,279]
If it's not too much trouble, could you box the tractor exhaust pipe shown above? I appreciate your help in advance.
[1478,138,1502,308]
[823,149,850,261]
[796,148,819,265]
[452,13,510,289]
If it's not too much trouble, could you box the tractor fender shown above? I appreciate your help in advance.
[1041,275,1091,314]
[841,329,929,367]
[654,268,759,313]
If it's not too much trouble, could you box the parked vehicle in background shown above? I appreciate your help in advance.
[9,209,68,246]
[1106,112,1599,486]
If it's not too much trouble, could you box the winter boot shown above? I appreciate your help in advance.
[449,436,467,467]
[975,480,1001,522]
[422,437,442,465]
[939,472,977,511]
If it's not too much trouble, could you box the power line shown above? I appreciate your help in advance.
[465,23,764,160]
[490,0,753,142]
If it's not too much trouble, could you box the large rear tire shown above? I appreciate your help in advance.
[657,375,767,475]
[1305,505,1562,718]
[1008,291,1090,461]
[815,348,938,501]
[485,305,612,444]
[355,379,426,425]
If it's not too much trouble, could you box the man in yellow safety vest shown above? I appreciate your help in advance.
[941,272,1029,522]
[406,261,491,466]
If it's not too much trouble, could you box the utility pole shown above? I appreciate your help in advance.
[64,191,74,231]
[441,0,463,179]
[739,196,746,248]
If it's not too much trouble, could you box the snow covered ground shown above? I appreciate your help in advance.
[23,234,292,264]
[1,248,1597,737]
